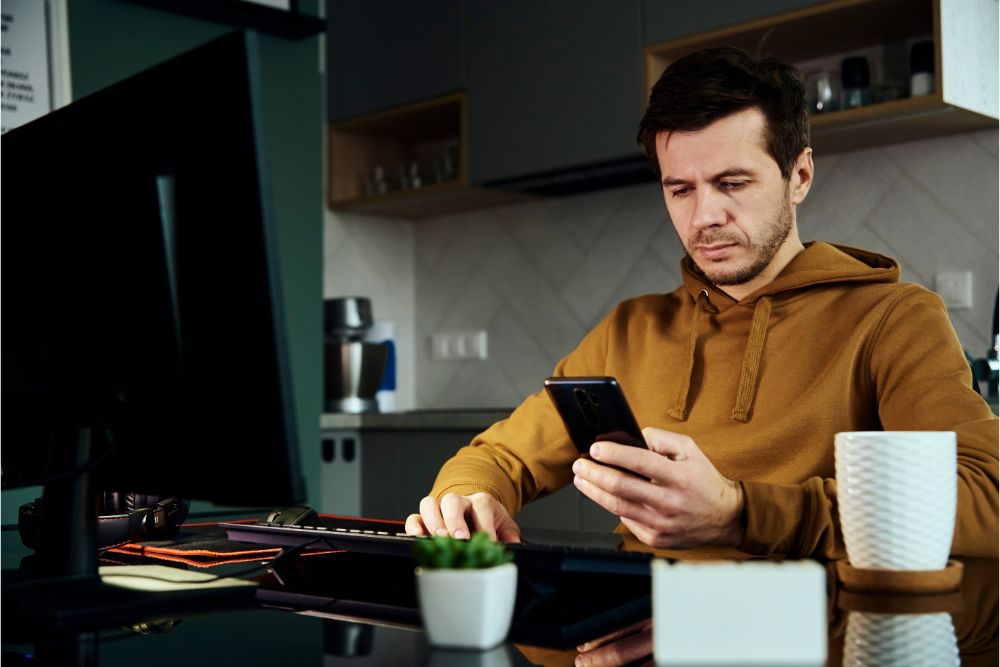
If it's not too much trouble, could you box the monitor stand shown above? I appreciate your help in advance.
[36,426,100,582]
[3,427,255,666]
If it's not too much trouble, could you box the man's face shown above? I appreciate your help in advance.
[656,108,807,289]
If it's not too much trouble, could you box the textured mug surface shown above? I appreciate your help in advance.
[843,611,959,666]
[835,431,956,570]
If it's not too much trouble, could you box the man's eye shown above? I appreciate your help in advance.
[721,181,747,191]
[670,187,690,198]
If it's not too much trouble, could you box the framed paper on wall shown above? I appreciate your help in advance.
[1,0,72,133]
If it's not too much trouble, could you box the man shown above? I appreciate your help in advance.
[404,47,999,562]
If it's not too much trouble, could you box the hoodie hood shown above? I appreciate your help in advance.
[671,242,900,423]
[681,241,900,305]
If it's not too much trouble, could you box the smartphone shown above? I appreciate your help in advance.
[543,376,646,453]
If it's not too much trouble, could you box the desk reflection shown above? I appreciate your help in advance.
[2,539,996,667]
[306,554,997,667]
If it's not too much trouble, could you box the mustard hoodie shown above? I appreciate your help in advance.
[429,242,999,559]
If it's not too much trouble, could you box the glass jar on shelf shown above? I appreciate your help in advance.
[840,56,873,109]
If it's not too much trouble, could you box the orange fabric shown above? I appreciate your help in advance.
[105,546,343,568]
[428,242,999,560]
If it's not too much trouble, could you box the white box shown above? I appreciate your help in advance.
[653,559,826,666]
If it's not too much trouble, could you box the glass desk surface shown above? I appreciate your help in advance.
[2,526,996,667]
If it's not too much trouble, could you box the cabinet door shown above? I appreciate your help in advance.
[326,0,464,121]
[642,0,826,45]
[466,0,643,185]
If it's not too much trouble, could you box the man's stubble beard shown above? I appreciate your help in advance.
[686,193,794,287]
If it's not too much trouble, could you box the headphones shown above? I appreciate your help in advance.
[19,493,190,551]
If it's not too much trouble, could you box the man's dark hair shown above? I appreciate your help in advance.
[637,47,809,181]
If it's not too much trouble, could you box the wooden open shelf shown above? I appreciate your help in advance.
[330,181,539,219]
[644,0,997,154]
[328,93,464,205]
[328,93,535,219]
[808,93,995,152]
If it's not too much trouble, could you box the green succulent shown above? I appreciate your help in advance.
[413,532,514,569]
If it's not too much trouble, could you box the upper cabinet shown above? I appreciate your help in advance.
[326,0,464,121]
[326,0,997,219]
[642,0,826,45]
[644,0,998,154]
[465,0,644,188]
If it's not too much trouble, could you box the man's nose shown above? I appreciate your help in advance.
[690,188,727,229]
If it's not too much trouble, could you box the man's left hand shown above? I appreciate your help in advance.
[572,427,744,550]
[574,618,653,667]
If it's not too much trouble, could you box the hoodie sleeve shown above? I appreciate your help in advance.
[868,286,999,557]
[427,305,615,518]
[743,286,998,559]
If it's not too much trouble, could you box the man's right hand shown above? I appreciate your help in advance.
[404,492,521,543]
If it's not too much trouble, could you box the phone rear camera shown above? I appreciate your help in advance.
[573,388,600,427]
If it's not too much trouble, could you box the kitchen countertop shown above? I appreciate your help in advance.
[320,409,513,431]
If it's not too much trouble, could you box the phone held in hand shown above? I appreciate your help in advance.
[543,376,646,453]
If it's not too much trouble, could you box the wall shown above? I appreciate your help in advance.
[401,128,998,409]
[1,2,324,524]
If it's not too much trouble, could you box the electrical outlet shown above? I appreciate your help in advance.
[935,271,974,310]
[431,331,488,361]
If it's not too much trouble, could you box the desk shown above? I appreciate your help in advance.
[2,526,997,666]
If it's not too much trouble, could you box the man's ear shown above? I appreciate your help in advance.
[789,147,814,205]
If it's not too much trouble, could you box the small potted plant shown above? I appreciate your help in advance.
[413,532,518,650]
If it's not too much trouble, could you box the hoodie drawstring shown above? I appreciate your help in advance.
[668,289,712,421]
[732,296,772,423]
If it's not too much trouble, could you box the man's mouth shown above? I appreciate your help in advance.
[696,243,738,260]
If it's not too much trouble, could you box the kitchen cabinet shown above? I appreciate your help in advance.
[319,412,618,533]
[464,0,645,188]
[325,0,464,122]
[642,0,826,46]
[644,0,998,153]
[326,0,995,219]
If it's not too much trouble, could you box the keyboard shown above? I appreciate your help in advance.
[221,515,653,576]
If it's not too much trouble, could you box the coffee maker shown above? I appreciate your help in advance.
[324,297,388,413]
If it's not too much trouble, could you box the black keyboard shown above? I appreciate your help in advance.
[221,516,653,576]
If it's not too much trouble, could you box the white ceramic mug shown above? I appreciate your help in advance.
[834,431,956,571]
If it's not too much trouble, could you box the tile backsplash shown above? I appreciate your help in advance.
[325,129,998,410]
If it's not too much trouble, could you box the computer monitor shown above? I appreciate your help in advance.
[2,30,305,580]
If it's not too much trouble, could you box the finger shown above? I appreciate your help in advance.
[621,516,665,548]
[439,493,473,539]
[496,521,522,544]
[575,623,653,667]
[404,513,429,536]
[573,473,663,526]
[589,442,664,480]
[418,496,448,536]
[468,499,498,541]
[574,457,675,510]
[640,427,690,461]
[577,618,651,652]
[493,504,522,544]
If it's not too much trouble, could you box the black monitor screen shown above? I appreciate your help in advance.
[2,30,305,510]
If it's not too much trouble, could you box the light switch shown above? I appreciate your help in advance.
[936,271,974,310]
[431,331,488,361]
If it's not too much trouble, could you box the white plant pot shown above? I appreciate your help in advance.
[415,563,518,650]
